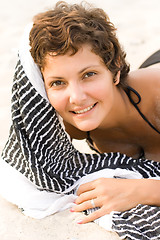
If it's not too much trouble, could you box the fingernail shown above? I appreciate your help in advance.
[70,208,75,212]
[77,220,83,224]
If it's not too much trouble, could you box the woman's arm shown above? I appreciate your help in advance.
[71,178,160,224]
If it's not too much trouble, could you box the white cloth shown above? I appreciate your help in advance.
[0,158,143,231]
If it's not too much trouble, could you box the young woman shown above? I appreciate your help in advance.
[29,1,160,224]
[1,1,160,239]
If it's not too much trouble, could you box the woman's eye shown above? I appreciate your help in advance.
[84,72,96,79]
[51,80,65,87]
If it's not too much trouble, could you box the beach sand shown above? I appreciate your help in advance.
[0,0,160,239]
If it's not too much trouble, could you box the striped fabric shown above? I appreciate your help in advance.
[112,205,160,239]
[1,57,160,239]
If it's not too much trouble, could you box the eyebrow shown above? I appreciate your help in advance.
[46,65,100,80]
[47,76,64,80]
[78,65,100,74]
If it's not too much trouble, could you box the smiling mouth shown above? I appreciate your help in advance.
[72,103,97,114]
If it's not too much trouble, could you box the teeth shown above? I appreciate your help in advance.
[74,104,95,114]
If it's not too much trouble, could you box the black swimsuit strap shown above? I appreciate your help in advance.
[86,131,100,153]
[126,86,160,135]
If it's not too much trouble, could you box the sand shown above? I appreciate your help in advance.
[0,0,160,239]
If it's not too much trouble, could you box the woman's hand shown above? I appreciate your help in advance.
[71,178,153,224]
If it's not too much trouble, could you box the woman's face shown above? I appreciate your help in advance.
[42,44,120,131]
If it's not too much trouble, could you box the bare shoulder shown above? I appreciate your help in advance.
[128,68,160,95]
[128,68,160,120]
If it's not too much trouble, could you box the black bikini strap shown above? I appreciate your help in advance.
[87,131,91,139]
[126,86,160,135]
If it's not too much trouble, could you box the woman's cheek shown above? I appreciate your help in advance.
[48,93,66,114]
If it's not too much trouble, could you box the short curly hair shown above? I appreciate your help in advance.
[29,1,130,87]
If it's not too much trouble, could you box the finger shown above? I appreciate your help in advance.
[79,207,107,224]
[73,198,97,212]
[77,181,95,196]
[75,190,96,204]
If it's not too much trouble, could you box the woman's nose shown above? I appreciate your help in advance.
[68,83,87,105]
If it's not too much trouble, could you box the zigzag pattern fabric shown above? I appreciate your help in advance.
[1,57,160,239]
[112,204,160,240]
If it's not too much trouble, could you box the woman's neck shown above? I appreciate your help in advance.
[97,86,134,131]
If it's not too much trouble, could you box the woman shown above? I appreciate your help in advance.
[29,0,160,222]
[1,1,160,239]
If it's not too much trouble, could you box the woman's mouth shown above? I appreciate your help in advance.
[72,103,97,114]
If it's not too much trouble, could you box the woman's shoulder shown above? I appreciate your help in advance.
[127,68,160,119]
[128,67,160,94]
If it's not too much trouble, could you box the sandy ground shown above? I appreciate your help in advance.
[0,0,160,239]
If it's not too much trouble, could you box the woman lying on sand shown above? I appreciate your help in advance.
[1,1,160,239]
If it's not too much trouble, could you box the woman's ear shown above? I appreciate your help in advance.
[113,71,120,85]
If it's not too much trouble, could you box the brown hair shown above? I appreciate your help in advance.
[29,1,130,87]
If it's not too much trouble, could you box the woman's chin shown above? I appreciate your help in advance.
[74,123,98,132]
